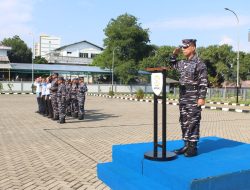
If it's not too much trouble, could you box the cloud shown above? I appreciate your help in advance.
[219,36,234,45]
[76,0,94,9]
[219,36,250,53]
[0,0,34,41]
[145,15,250,30]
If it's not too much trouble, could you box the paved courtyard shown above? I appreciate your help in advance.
[0,95,250,190]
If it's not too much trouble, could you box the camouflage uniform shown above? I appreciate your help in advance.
[77,82,88,120]
[50,78,59,120]
[65,81,72,116]
[57,81,67,123]
[171,54,208,142]
[70,83,79,118]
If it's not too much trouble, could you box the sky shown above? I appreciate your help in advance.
[0,0,250,52]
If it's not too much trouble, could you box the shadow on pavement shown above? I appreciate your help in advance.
[66,109,119,123]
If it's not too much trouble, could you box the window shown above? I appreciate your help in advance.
[83,53,88,58]
[79,53,84,58]
[67,52,72,54]
[91,53,97,58]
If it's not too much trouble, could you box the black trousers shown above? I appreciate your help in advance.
[36,93,42,113]
[45,95,53,117]
[41,95,46,114]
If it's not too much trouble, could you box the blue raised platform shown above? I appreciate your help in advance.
[97,137,250,190]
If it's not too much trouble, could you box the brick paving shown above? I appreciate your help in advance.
[0,95,250,189]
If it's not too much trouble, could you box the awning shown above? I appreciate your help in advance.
[0,63,11,69]
[0,63,111,74]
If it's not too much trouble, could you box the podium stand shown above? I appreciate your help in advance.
[144,67,177,161]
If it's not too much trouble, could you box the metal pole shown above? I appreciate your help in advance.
[29,33,35,87]
[225,8,240,103]
[111,47,118,92]
[162,70,167,157]
[153,93,158,157]
[111,48,115,92]
[32,35,34,84]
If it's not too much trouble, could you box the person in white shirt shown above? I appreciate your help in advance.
[45,76,53,118]
[41,78,47,115]
[34,77,42,113]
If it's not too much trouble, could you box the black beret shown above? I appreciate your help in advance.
[182,39,197,47]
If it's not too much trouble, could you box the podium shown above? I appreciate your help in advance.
[144,67,177,161]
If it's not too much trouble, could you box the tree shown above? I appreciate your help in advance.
[1,35,32,63]
[139,45,180,81]
[236,52,250,81]
[34,56,48,64]
[198,44,235,87]
[93,13,152,84]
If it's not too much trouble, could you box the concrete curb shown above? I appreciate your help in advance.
[0,92,35,95]
[87,93,250,114]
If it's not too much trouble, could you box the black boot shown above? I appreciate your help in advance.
[174,141,189,155]
[58,118,65,124]
[53,115,59,121]
[78,114,84,120]
[48,114,53,118]
[184,142,198,157]
[72,112,78,118]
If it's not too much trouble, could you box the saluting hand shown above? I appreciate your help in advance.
[173,47,181,56]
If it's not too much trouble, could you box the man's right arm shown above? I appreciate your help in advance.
[169,47,181,69]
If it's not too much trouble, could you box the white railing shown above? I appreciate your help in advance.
[46,55,93,65]
[2,81,248,101]
[0,81,165,94]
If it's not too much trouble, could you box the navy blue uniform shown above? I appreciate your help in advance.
[171,54,208,142]
[57,83,67,121]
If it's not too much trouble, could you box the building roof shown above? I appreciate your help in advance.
[0,63,11,69]
[0,56,10,62]
[55,40,104,51]
[0,45,11,50]
[2,63,111,74]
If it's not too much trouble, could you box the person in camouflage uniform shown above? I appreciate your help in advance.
[50,73,59,120]
[77,77,88,120]
[70,78,79,118]
[65,79,72,116]
[170,39,208,157]
[57,77,67,124]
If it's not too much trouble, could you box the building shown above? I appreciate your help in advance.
[44,40,103,65]
[0,40,107,81]
[7,63,111,83]
[34,42,40,57]
[0,45,11,80]
[0,45,11,63]
[37,35,61,57]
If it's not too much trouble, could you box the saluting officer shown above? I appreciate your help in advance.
[170,39,208,157]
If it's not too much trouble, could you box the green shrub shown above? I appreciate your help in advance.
[7,83,13,91]
[31,84,36,93]
[108,90,114,96]
[0,82,3,92]
[136,88,144,100]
